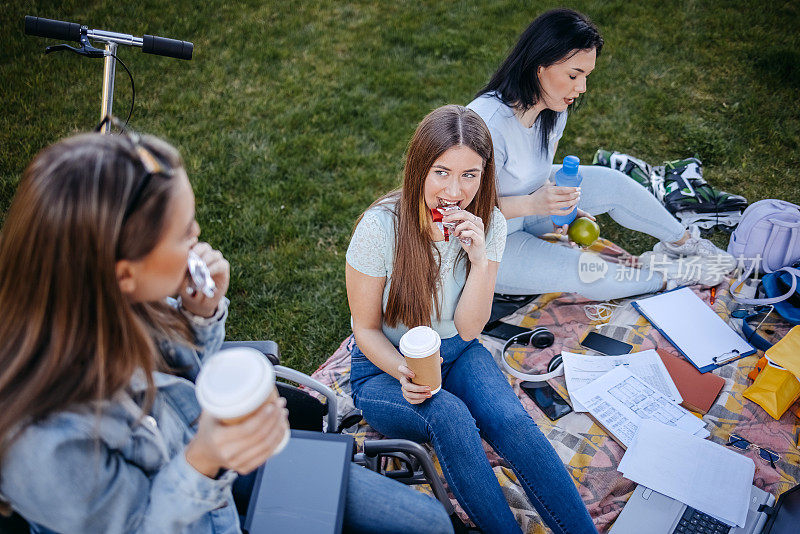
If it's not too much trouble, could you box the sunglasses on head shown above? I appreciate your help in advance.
[726,433,780,469]
[95,115,173,222]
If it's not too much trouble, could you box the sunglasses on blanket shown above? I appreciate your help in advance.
[726,433,780,468]
[731,305,774,320]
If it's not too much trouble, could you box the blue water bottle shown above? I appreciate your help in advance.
[550,155,582,227]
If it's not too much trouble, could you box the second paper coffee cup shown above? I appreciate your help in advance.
[399,326,442,394]
[195,347,290,454]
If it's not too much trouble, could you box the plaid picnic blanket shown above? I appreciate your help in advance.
[310,239,799,533]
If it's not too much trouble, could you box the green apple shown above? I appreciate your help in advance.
[568,217,600,247]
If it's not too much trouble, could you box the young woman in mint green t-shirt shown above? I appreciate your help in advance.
[345,105,596,534]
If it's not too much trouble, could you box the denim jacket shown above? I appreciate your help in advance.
[0,299,242,534]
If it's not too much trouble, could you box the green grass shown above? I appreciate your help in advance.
[2,1,799,374]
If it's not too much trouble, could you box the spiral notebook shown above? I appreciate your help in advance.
[632,287,755,373]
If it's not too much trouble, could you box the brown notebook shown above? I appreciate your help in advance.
[657,350,725,414]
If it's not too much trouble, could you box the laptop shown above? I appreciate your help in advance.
[611,483,800,534]
[244,430,354,534]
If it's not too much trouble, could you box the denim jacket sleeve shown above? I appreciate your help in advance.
[1,417,237,533]
[180,296,228,360]
[166,298,229,382]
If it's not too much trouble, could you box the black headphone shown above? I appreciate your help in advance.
[500,327,561,382]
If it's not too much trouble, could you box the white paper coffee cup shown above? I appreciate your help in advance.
[196,347,290,454]
[399,326,442,394]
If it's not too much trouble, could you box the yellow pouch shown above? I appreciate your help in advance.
[764,325,800,376]
[743,360,800,419]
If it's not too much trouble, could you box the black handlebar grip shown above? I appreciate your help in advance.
[24,16,82,42]
[142,35,193,60]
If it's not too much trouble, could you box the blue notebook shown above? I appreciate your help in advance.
[632,287,755,373]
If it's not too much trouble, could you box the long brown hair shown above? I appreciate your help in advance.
[371,105,497,328]
[0,133,193,509]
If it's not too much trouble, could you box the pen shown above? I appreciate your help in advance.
[709,287,716,305]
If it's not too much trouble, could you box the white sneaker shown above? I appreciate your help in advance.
[639,251,729,289]
[653,226,736,273]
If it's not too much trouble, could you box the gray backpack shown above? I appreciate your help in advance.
[728,199,800,274]
[728,199,800,304]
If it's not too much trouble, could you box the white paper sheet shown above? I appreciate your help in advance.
[561,350,682,412]
[617,420,755,527]
[570,366,705,447]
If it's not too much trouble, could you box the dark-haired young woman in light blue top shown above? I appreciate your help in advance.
[468,8,736,300]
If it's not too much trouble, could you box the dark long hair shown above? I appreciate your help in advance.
[0,133,193,513]
[477,8,603,153]
[359,105,497,329]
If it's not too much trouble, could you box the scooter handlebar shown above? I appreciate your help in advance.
[24,15,81,42]
[25,15,194,60]
[142,34,193,60]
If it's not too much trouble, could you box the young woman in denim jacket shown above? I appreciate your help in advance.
[346,105,596,533]
[0,132,452,533]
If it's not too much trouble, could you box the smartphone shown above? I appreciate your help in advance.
[520,381,572,421]
[580,331,633,355]
[482,322,530,341]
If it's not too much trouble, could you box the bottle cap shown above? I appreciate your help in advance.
[562,155,580,174]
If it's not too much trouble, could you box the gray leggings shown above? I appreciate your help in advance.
[497,165,686,301]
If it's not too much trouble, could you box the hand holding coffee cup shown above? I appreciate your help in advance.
[192,348,291,474]
[399,327,442,404]
[398,364,432,404]
[188,398,290,477]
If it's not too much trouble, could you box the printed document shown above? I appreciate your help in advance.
[618,420,755,527]
[570,366,706,447]
[561,349,682,412]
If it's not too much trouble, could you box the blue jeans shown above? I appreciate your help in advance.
[351,335,597,534]
[498,165,686,300]
[234,462,452,534]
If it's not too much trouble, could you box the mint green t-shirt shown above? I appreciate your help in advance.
[346,201,507,346]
